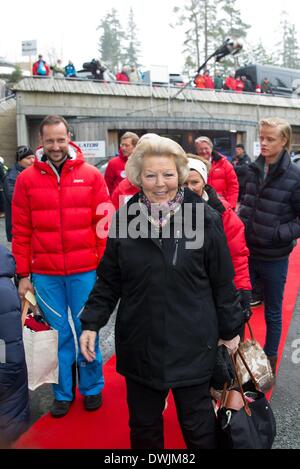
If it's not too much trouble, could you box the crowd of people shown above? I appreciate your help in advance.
[194,69,273,94]
[31,54,274,94]
[1,115,300,449]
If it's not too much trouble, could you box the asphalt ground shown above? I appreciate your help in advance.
[1,217,300,448]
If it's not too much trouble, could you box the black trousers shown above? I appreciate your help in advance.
[126,378,217,450]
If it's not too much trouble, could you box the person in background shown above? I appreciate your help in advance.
[80,134,243,450]
[64,61,77,78]
[128,65,141,83]
[194,73,206,89]
[52,59,65,78]
[0,245,30,448]
[261,77,273,94]
[116,66,130,83]
[203,70,215,89]
[224,71,237,92]
[235,76,245,93]
[241,75,253,92]
[186,155,252,336]
[12,115,112,418]
[239,118,300,375]
[32,54,50,77]
[104,132,139,195]
[3,146,35,242]
[214,70,224,90]
[195,136,239,209]
[232,143,251,202]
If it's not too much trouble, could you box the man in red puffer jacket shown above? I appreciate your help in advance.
[104,132,139,195]
[12,115,114,418]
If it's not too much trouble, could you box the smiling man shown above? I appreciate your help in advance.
[12,115,112,418]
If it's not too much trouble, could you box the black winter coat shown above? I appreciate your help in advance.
[81,189,243,390]
[0,245,30,445]
[3,163,25,242]
[233,153,251,201]
[239,151,300,259]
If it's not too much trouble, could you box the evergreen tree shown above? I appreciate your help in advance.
[249,40,278,66]
[97,9,126,73]
[10,65,23,84]
[172,0,218,75]
[123,8,141,66]
[278,13,300,69]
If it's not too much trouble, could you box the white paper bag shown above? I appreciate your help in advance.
[23,327,59,391]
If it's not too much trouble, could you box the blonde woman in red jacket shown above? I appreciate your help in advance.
[195,136,239,209]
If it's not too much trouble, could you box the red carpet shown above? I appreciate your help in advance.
[15,243,300,449]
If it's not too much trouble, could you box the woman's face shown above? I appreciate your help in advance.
[259,126,287,163]
[195,142,212,161]
[141,155,179,203]
[186,170,205,197]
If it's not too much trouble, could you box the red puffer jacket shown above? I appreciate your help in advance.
[208,151,239,209]
[220,197,251,291]
[104,149,128,195]
[111,177,139,209]
[12,143,112,277]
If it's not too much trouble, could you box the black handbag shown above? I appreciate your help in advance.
[217,352,276,449]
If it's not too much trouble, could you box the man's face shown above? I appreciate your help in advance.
[259,126,287,163]
[195,142,212,161]
[236,147,244,158]
[121,138,135,158]
[19,155,35,169]
[40,123,70,166]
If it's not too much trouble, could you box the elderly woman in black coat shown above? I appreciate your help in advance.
[80,134,243,450]
[0,245,30,447]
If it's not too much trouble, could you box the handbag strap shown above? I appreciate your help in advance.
[221,354,252,417]
[245,320,255,342]
[21,299,30,326]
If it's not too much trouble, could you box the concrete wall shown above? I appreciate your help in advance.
[0,97,17,168]
[12,79,300,159]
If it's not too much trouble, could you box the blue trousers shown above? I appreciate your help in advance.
[32,271,104,401]
[249,257,289,357]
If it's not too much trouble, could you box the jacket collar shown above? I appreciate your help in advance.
[34,141,84,174]
[211,150,222,163]
[252,150,291,177]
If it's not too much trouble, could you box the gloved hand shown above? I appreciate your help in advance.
[205,184,226,214]
[238,289,252,322]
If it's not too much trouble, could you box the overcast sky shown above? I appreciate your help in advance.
[1,0,300,72]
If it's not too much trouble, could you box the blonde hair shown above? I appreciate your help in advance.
[121,132,139,146]
[194,136,213,148]
[259,118,292,152]
[126,134,189,188]
[186,153,211,173]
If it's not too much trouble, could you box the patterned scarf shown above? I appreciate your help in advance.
[139,188,184,231]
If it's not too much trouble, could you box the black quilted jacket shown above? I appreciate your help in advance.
[239,151,300,259]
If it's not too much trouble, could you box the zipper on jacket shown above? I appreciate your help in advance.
[172,230,180,266]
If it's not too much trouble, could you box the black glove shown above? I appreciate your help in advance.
[205,184,226,214]
[238,289,252,322]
